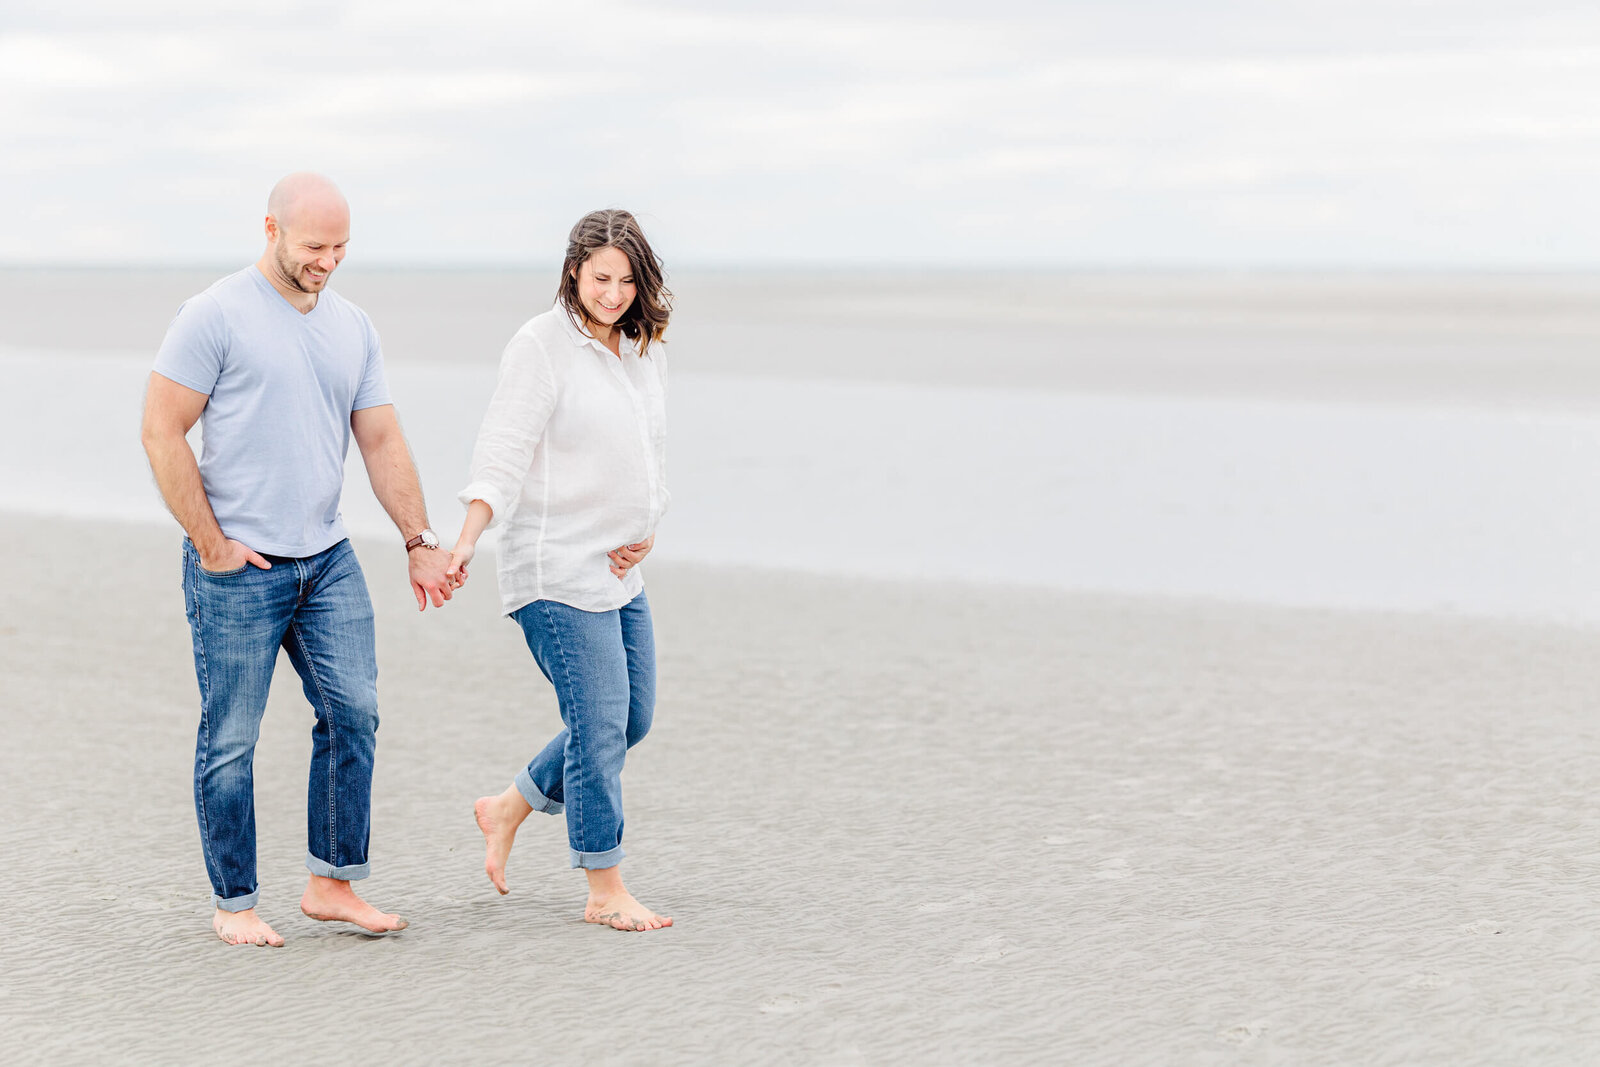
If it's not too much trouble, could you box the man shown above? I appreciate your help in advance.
[141,172,460,947]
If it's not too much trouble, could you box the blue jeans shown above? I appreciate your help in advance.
[181,538,380,911]
[510,592,655,869]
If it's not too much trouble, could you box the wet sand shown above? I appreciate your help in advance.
[9,267,1600,409]
[2,513,1599,1064]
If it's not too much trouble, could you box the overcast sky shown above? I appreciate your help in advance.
[5,1,1599,268]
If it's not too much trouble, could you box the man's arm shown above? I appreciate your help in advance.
[350,404,453,611]
[141,372,271,571]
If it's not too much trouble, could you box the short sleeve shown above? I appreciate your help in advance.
[352,312,392,411]
[152,294,228,395]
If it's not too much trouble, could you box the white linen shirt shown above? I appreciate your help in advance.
[459,304,669,615]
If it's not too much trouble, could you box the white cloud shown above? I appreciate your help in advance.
[5,3,1600,265]
[0,34,120,87]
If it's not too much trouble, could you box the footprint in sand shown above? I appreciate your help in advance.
[759,995,806,1014]
[953,935,1014,965]
[1093,858,1131,880]
[1218,1022,1267,1046]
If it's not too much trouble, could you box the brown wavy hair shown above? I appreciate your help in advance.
[556,209,672,354]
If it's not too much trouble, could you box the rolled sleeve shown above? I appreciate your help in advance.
[457,479,513,530]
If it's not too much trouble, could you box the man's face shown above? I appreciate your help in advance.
[268,210,349,294]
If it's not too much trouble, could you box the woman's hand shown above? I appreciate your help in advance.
[446,541,475,588]
[609,535,654,579]
[446,500,494,590]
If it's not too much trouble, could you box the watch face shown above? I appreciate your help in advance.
[421,529,439,548]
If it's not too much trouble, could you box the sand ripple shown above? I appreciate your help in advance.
[3,518,1599,1064]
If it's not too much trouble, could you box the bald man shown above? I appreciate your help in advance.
[141,173,458,947]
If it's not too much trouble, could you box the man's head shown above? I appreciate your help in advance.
[263,172,350,295]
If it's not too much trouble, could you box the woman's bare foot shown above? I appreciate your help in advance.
[299,875,407,933]
[213,907,284,947]
[475,787,534,895]
[583,865,672,932]
[585,890,673,931]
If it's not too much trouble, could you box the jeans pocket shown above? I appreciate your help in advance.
[199,562,251,578]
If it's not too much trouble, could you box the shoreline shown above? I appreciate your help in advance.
[2,499,1596,633]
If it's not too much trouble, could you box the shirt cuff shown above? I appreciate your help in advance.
[458,481,511,529]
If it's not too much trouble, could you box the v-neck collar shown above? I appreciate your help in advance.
[252,265,323,318]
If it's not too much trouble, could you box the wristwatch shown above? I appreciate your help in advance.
[405,528,440,551]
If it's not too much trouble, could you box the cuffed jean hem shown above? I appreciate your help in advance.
[570,844,626,870]
[213,889,261,912]
[305,853,371,881]
[515,768,565,815]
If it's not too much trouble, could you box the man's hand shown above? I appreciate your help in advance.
[409,547,455,611]
[608,535,654,579]
[199,538,272,573]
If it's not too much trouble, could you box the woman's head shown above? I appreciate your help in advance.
[557,209,671,351]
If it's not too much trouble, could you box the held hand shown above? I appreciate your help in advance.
[445,542,475,588]
[608,535,654,579]
[200,538,272,573]
[409,546,455,612]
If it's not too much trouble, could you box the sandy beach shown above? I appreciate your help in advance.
[3,512,1598,1064]
[10,0,1600,1058]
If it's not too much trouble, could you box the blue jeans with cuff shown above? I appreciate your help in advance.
[511,591,655,869]
[181,538,380,912]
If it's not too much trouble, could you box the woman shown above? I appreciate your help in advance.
[446,209,672,932]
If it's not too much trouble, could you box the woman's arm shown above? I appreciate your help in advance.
[456,332,559,531]
[446,498,494,584]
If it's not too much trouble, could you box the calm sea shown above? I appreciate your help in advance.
[2,268,1596,622]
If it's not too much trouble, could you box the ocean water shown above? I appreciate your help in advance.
[2,269,1596,623]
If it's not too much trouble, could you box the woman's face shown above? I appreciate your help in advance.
[573,246,636,329]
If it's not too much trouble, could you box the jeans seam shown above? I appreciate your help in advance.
[289,616,339,869]
[622,593,654,749]
[542,599,584,852]
[188,547,219,891]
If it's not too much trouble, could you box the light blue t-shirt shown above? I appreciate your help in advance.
[153,267,392,557]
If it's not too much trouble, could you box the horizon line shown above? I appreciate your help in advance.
[6,260,1600,277]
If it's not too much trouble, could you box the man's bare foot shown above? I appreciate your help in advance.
[475,788,534,895]
[585,889,673,932]
[299,875,407,933]
[213,907,284,947]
